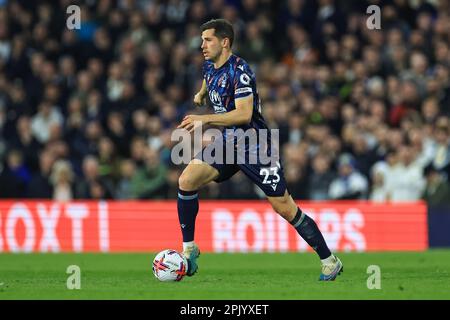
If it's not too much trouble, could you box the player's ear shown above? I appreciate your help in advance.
[222,37,230,48]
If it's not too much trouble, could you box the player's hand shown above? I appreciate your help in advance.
[193,92,206,107]
[177,115,205,133]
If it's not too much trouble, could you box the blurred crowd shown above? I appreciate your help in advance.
[0,0,449,204]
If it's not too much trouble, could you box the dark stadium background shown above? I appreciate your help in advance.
[0,0,448,203]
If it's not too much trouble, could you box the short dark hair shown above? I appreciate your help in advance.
[200,19,234,48]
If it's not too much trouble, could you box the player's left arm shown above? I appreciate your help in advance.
[179,64,255,132]
[178,95,253,132]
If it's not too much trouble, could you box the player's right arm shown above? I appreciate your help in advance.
[193,79,207,107]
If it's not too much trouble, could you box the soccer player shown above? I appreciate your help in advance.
[177,19,343,281]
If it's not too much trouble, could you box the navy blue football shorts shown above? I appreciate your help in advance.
[194,135,287,197]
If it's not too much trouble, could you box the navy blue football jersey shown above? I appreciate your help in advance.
[202,54,269,134]
[198,55,287,197]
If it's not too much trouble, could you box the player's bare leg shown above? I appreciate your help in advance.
[267,190,343,281]
[179,159,220,191]
[266,190,298,220]
[177,159,219,276]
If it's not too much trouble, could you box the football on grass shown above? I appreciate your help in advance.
[152,249,187,282]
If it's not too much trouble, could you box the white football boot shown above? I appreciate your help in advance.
[319,255,343,281]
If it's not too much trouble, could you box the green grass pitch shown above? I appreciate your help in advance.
[0,250,449,300]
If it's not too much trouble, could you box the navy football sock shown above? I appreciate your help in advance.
[177,189,199,242]
[290,208,332,259]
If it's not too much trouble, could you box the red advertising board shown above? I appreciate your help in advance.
[0,200,428,253]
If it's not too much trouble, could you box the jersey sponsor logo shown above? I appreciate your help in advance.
[237,65,245,72]
[213,105,227,113]
[209,90,226,113]
[235,87,253,95]
[240,73,251,85]
[209,90,221,105]
[218,74,228,88]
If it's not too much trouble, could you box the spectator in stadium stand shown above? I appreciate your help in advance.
[284,162,308,200]
[72,70,95,104]
[88,178,114,200]
[8,115,42,172]
[129,135,147,170]
[282,142,308,189]
[430,121,450,178]
[27,149,54,199]
[389,80,422,127]
[158,129,176,167]
[369,161,389,202]
[97,135,122,184]
[158,100,180,130]
[30,100,64,145]
[372,124,390,160]
[3,79,31,138]
[6,35,29,81]
[130,147,168,199]
[50,159,75,202]
[73,119,103,159]
[328,153,368,200]
[385,144,426,202]
[57,55,78,99]
[286,112,304,145]
[85,89,105,121]
[387,127,406,153]
[131,109,150,138]
[106,61,126,103]
[65,97,85,137]
[0,149,31,198]
[422,163,450,206]
[238,20,274,65]
[308,153,335,201]
[105,111,130,157]
[319,134,342,165]
[116,158,136,200]
[407,126,435,168]
[400,51,430,97]
[86,58,106,92]
[75,154,114,199]
[350,134,379,180]
[165,166,183,199]
[146,115,164,151]
[421,97,441,125]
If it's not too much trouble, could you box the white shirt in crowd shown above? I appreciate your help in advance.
[329,171,368,200]
[31,107,64,144]
[385,160,426,202]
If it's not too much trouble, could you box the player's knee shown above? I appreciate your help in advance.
[178,173,198,191]
[271,198,296,220]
